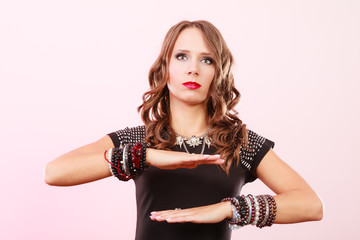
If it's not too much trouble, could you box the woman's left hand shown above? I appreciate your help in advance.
[150,201,232,224]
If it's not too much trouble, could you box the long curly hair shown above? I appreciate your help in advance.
[137,20,247,174]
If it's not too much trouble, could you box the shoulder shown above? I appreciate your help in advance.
[246,129,273,150]
[240,129,275,180]
[108,125,146,148]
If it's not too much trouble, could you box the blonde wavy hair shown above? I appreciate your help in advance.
[137,20,247,174]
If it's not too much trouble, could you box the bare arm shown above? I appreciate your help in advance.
[150,149,323,224]
[45,136,224,186]
[45,135,114,186]
[256,149,323,223]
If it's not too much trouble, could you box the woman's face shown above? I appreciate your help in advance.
[167,27,216,107]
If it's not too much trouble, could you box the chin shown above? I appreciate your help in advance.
[169,91,208,106]
[184,98,207,106]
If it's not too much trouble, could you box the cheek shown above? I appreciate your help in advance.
[209,65,216,78]
[203,67,215,86]
[168,61,183,82]
[167,62,181,91]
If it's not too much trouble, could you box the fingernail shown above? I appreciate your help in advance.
[202,154,209,157]
[150,211,157,215]
[166,218,172,222]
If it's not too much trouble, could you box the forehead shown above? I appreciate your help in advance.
[173,27,211,54]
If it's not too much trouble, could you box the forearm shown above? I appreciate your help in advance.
[45,135,114,186]
[274,189,323,223]
[255,149,323,224]
[45,151,111,186]
[218,190,322,229]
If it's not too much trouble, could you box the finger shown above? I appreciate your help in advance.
[150,210,174,216]
[188,154,221,161]
[151,204,225,224]
[182,155,223,164]
[151,206,203,217]
[150,209,183,217]
[196,159,225,165]
[150,207,196,219]
[152,210,195,222]
[182,159,224,168]
[150,210,183,221]
[151,208,194,216]
[204,154,221,160]
[166,214,200,223]
[163,210,206,223]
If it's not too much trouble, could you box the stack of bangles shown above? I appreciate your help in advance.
[104,142,148,181]
[222,194,277,229]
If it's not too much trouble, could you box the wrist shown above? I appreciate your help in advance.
[219,201,233,219]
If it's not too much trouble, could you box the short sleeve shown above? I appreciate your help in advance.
[240,130,275,183]
[108,125,146,148]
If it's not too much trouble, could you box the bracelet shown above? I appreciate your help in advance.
[223,194,277,230]
[221,197,242,229]
[104,142,149,181]
[113,147,132,181]
[245,195,253,224]
[237,195,250,226]
[122,143,131,177]
[258,195,270,228]
[130,142,148,176]
[265,195,277,227]
[250,194,260,226]
[106,148,115,177]
[104,147,130,181]
[256,195,266,228]
[229,200,242,230]
[265,195,273,227]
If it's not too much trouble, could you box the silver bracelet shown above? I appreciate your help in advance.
[245,196,252,224]
[107,148,116,177]
[122,143,131,177]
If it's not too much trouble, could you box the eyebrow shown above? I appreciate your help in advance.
[174,49,213,56]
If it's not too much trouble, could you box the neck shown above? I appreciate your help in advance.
[169,101,209,137]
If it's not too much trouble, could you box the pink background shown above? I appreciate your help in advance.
[1,0,359,239]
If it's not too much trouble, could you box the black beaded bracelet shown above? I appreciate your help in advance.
[130,142,148,176]
[105,142,149,181]
[235,195,250,226]
[111,147,132,181]
[222,194,277,230]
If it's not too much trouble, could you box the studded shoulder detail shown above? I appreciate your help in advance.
[240,130,269,172]
[112,125,146,147]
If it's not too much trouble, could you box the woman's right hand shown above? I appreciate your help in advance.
[146,148,224,169]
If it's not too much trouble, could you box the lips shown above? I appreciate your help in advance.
[183,81,201,89]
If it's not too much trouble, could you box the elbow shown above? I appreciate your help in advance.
[307,193,324,221]
[44,162,62,186]
[312,196,324,221]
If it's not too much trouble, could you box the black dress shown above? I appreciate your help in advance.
[108,125,274,240]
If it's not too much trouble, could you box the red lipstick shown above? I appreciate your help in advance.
[183,81,201,89]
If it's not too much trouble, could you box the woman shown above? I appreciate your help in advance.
[45,20,323,240]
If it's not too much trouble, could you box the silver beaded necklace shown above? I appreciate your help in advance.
[175,129,211,155]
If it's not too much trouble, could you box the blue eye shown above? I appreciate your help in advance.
[201,58,214,65]
[176,53,187,61]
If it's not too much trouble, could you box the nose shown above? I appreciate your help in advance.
[187,62,199,77]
